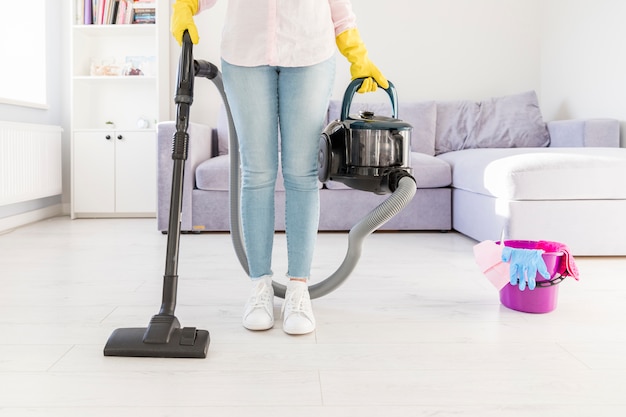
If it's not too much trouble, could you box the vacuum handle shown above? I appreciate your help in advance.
[175,31,194,106]
[340,78,398,121]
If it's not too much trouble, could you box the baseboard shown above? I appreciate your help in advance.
[0,204,64,234]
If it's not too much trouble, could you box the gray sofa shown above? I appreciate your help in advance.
[157,90,625,255]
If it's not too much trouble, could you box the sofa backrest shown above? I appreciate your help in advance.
[547,119,620,148]
[215,90,552,157]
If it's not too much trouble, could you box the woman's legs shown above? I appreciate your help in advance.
[222,62,279,331]
[278,57,336,280]
[278,58,335,334]
[222,61,279,280]
[222,58,335,333]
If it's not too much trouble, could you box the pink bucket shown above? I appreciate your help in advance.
[498,240,564,314]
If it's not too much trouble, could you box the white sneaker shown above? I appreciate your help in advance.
[242,276,274,331]
[282,280,315,335]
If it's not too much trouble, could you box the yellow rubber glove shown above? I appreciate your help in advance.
[171,0,199,46]
[336,28,389,94]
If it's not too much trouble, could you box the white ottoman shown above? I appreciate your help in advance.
[439,147,626,255]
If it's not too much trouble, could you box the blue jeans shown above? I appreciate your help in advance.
[222,57,336,280]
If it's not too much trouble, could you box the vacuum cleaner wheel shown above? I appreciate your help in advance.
[318,134,332,183]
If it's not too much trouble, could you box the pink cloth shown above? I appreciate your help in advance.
[197,0,357,67]
[473,240,511,290]
[537,241,579,280]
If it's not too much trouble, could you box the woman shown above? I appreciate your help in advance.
[171,0,387,335]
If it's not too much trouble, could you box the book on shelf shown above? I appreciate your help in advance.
[77,0,156,25]
[132,1,156,24]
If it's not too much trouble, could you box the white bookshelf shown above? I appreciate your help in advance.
[70,0,169,218]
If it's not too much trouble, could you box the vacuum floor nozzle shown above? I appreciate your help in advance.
[104,314,209,358]
[104,326,210,358]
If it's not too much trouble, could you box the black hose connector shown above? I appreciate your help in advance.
[194,60,220,80]
[388,169,416,193]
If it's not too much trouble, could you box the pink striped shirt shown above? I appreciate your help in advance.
[198,0,357,67]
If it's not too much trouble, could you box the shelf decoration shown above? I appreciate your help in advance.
[125,56,156,76]
[91,58,124,76]
[89,56,156,77]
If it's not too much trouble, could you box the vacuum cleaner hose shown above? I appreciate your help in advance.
[202,66,416,299]
[306,175,416,299]
[193,60,250,277]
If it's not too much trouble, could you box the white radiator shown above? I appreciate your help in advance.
[0,121,63,206]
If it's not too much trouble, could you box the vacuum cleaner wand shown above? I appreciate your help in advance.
[104,31,210,358]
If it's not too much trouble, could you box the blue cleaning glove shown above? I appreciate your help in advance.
[501,247,550,291]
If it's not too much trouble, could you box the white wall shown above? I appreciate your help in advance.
[541,0,626,145]
[11,0,622,214]
[0,0,69,226]
[346,0,543,101]
[173,0,544,127]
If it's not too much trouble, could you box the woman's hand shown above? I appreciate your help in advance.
[171,0,200,45]
[336,28,388,93]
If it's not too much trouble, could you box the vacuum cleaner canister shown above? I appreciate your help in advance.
[319,78,413,194]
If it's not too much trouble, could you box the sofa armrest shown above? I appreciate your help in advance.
[547,119,620,148]
[157,121,212,231]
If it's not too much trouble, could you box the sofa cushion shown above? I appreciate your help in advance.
[196,155,288,192]
[438,147,626,200]
[195,155,233,191]
[435,91,550,155]
[410,152,452,188]
[324,152,451,190]
[327,99,437,156]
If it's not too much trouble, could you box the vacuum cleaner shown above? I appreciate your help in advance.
[104,32,416,358]
[310,78,416,298]
[103,32,211,358]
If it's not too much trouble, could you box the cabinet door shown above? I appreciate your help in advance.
[115,131,157,213]
[73,131,115,213]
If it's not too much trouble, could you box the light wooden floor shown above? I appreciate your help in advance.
[1,217,626,416]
